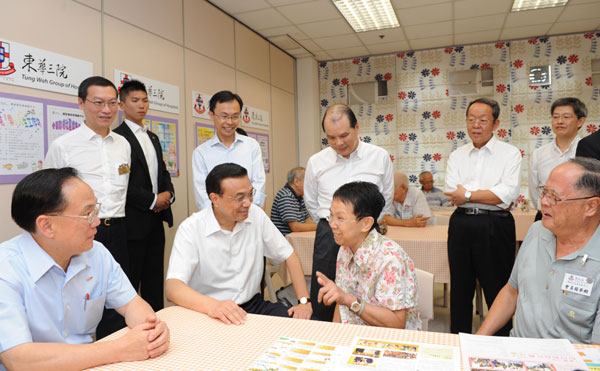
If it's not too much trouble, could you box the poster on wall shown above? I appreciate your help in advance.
[0,93,44,183]
[118,112,179,177]
[114,69,180,114]
[47,104,84,145]
[240,105,270,130]
[191,91,211,119]
[0,38,93,96]
[195,122,214,147]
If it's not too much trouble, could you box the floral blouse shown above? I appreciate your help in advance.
[335,229,422,330]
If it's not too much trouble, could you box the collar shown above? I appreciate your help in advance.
[540,222,600,262]
[124,118,146,133]
[81,121,115,141]
[19,233,57,283]
[284,183,303,203]
[468,135,497,155]
[352,229,380,268]
[204,203,253,237]
[333,140,363,162]
[552,136,580,154]
[208,132,243,148]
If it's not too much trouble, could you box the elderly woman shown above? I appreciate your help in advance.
[316,181,422,329]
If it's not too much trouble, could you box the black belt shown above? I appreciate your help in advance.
[98,217,125,227]
[455,207,511,217]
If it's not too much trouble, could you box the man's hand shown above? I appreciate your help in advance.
[288,303,313,319]
[207,299,247,325]
[407,214,428,227]
[143,313,170,358]
[114,321,154,362]
[316,271,349,306]
[444,184,468,206]
[153,191,172,212]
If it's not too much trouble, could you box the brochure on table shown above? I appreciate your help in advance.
[459,333,589,371]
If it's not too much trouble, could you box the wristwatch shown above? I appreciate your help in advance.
[298,297,310,305]
[464,190,472,203]
[350,297,365,316]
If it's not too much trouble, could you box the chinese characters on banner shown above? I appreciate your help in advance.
[47,105,84,144]
[240,105,270,131]
[0,38,93,95]
[114,69,180,114]
[191,91,211,120]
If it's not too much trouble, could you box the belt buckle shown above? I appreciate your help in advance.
[103,218,111,227]
[465,208,479,215]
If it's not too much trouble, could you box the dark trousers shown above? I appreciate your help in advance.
[95,220,130,339]
[128,217,165,312]
[448,210,515,335]
[309,219,340,322]
[240,293,290,317]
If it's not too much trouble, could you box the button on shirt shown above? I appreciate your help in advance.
[393,187,432,219]
[44,124,131,218]
[528,137,580,209]
[304,141,394,221]
[166,204,293,305]
[0,233,136,356]
[445,136,521,210]
[192,133,266,210]
[124,119,159,209]
[509,222,600,344]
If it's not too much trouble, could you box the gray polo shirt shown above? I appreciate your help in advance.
[509,221,600,344]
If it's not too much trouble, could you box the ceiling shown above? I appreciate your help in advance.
[207,0,600,61]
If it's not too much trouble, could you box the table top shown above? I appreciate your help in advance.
[89,306,459,370]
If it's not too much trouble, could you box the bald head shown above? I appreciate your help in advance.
[393,172,409,203]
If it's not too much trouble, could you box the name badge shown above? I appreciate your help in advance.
[118,164,130,175]
[561,272,594,297]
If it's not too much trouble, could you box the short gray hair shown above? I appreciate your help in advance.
[394,172,409,187]
[419,171,432,182]
[287,167,305,184]
[569,157,600,196]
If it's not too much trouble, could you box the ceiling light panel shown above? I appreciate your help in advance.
[333,0,400,32]
[511,0,568,12]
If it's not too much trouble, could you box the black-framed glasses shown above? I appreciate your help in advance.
[48,202,101,225]
[537,186,597,207]
[222,189,255,204]
[86,99,118,108]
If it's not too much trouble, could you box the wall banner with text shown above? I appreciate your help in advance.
[114,69,180,114]
[240,105,270,130]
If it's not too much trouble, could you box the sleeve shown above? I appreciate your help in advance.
[0,277,32,352]
[489,148,522,208]
[259,207,294,265]
[192,148,210,211]
[444,150,459,192]
[43,141,67,169]
[413,190,432,218]
[250,141,266,207]
[380,153,395,219]
[165,220,200,285]
[303,158,320,221]
[102,245,137,309]
[375,251,418,312]
[528,149,540,209]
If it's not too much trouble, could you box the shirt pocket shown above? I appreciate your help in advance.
[78,293,106,334]
[556,295,595,342]
[112,164,130,187]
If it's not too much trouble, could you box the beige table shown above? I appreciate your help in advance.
[432,208,537,242]
[281,225,450,284]
[90,306,599,371]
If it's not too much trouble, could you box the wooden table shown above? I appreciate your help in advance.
[432,208,537,242]
[89,306,598,371]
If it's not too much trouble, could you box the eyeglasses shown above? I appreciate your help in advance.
[49,202,102,225]
[467,118,491,126]
[552,114,575,121]
[537,186,597,207]
[328,214,362,227]
[215,114,241,122]
[86,99,118,109]
[222,188,255,204]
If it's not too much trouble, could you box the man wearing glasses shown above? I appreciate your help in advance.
[44,76,131,339]
[166,163,312,324]
[529,98,586,221]
[444,98,522,335]
[0,168,169,370]
[477,158,600,344]
[192,91,266,211]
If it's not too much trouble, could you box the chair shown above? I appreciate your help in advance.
[264,260,280,303]
[415,268,434,331]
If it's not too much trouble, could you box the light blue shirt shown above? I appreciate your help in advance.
[192,133,266,210]
[0,233,136,359]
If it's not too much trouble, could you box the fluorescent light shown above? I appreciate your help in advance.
[333,0,399,33]
[511,0,568,12]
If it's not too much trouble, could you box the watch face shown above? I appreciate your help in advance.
[300,297,307,305]
[350,301,360,312]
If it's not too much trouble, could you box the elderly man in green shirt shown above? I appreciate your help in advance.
[477,157,600,344]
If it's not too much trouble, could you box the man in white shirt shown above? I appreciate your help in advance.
[444,98,522,335]
[44,76,132,339]
[304,104,394,321]
[384,172,431,227]
[165,163,312,324]
[192,91,266,211]
[529,97,586,220]
[114,80,175,312]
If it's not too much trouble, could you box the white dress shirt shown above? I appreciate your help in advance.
[445,136,522,210]
[166,204,293,305]
[393,186,432,219]
[528,136,579,209]
[124,119,159,209]
[192,133,266,210]
[304,141,394,221]
[44,123,131,218]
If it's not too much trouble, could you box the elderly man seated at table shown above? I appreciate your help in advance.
[477,158,600,344]
[0,168,169,371]
[316,181,422,329]
[419,171,450,207]
[165,163,312,325]
[271,166,316,236]
[383,172,431,227]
